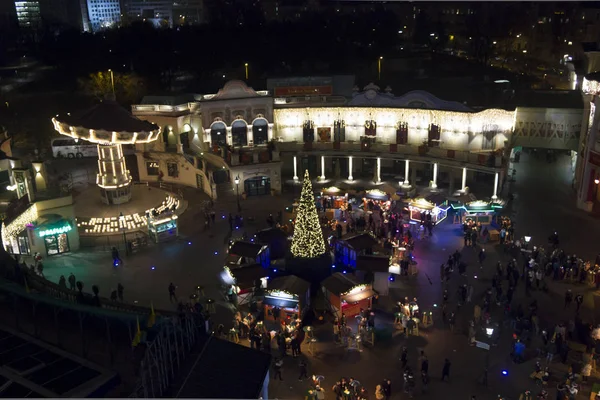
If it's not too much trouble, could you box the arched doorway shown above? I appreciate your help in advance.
[231,119,248,147]
[252,118,268,145]
[210,121,227,146]
[244,176,271,196]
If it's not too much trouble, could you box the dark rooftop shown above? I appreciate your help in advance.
[230,264,267,288]
[0,326,118,398]
[321,272,361,296]
[174,336,270,399]
[55,100,158,133]
[512,90,583,109]
[585,71,600,81]
[342,233,378,252]
[140,94,196,106]
[267,275,310,296]
[229,241,265,258]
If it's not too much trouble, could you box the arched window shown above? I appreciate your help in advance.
[364,120,377,137]
[396,122,408,144]
[252,118,268,145]
[428,123,441,147]
[231,119,248,147]
[210,121,227,146]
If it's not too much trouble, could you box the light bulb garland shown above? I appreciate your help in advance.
[291,170,326,258]
[1,204,38,247]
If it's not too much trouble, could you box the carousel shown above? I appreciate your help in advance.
[320,187,348,210]
[363,189,391,212]
[407,195,450,225]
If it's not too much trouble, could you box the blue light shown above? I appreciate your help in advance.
[389,274,395,282]
[265,276,270,280]
[273,268,278,272]
[331,265,335,268]
[501,370,508,376]
[236,226,239,230]
[342,270,347,274]
[188,241,192,245]
[214,251,218,255]
[222,215,225,219]
[151,266,156,270]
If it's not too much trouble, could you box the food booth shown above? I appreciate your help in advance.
[148,212,178,243]
[321,272,376,318]
[407,194,450,225]
[263,275,311,322]
[334,233,379,269]
[220,264,268,306]
[320,187,348,210]
[454,200,504,225]
[363,189,391,212]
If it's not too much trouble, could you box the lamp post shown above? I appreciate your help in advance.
[378,56,383,81]
[524,234,531,250]
[119,212,128,255]
[595,178,599,202]
[234,175,241,212]
[244,63,249,80]
[108,69,115,96]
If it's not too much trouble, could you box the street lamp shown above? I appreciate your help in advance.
[378,56,383,81]
[119,212,128,255]
[108,69,115,96]
[594,178,599,201]
[234,175,241,212]
[244,63,249,80]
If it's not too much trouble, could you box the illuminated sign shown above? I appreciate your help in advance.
[39,223,72,237]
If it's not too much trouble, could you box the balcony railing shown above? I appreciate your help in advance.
[277,141,502,168]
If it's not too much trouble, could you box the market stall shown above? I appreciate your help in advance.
[320,187,348,210]
[263,275,311,322]
[321,272,375,318]
[407,194,450,225]
[363,189,391,212]
[148,212,178,243]
[334,233,379,269]
[453,200,504,225]
[220,264,268,306]
[228,241,271,268]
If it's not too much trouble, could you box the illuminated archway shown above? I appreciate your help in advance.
[210,121,227,146]
[231,119,248,147]
[252,118,268,145]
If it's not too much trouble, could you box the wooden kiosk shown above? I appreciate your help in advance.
[363,189,391,212]
[321,272,375,318]
[263,275,311,322]
[320,186,348,210]
[407,194,450,225]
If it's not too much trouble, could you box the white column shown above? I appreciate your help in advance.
[321,156,326,180]
[432,162,438,189]
[247,126,252,145]
[403,160,410,185]
[348,156,354,181]
[293,156,298,180]
[376,157,381,183]
[492,172,499,200]
[461,167,467,191]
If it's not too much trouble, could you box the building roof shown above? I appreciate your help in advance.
[0,325,119,398]
[140,94,196,106]
[207,80,266,101]
[55,100,158,133]
[254,228,289,243]
[229,241,265,258]
[513,90,583,109]
[230,264,267,288]
[174,336,270,399]
[267,275,310,296]
[321,272,361,296]
[356,255,390,273]
[349,86,473,112]
[342,233,378,252]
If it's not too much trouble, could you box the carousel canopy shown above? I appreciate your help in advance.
[321,186,346,196]
[52,100,160,144]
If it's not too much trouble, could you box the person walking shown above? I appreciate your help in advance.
[564,289,573,309]
[68,273,76,291]
[575,294,584,312]
[168,283,177,302]
[117,283,124,301]
[400,347,408,369]
[298,359,308,381]
[441,358,451,381]
[111,247,122,265]
[58,275,67,289]
[273,358,283,380]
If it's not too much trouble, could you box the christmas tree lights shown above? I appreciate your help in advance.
[291,170,326,258]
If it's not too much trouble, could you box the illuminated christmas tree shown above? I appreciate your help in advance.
[291,170,326,258]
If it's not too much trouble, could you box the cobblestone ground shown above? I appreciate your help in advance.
[28,151,599,399]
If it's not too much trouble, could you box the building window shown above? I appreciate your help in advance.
[167,162,179,177]
[146,161,160,176]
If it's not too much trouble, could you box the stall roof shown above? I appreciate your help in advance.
[267,275,310,296]
[426,193,448,206]
[321,272,361,296]
[230,264,267,287]
[263,293,299,309]
[344,286,376,303]
[365,189,389,200]
[356,255,390,273]
[229,241,265,258]
[254,228,288,243]
[174,336,270,399]
[342,233,378,251]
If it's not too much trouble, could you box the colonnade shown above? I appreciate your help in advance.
[292,155,501,199]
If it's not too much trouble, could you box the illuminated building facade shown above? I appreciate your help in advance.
[86,0,120,31]
[14,1,41,28]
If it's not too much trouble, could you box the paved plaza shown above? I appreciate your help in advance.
[32,151,600,399]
